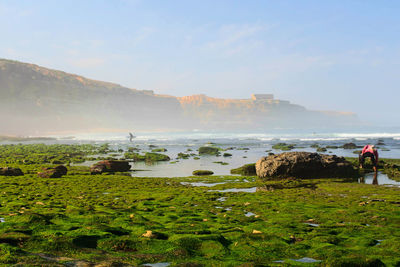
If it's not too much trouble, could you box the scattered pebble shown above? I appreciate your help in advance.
[142,230,154,238]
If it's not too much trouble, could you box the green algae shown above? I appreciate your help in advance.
[177,153,190,159]
[152,148,168,153]
[213,161,229,165]
[198,147,220,155]
[124,152,170,162]
[192,170,214,176]
[0,144,398,266]
[230,163,256,176]
[272,143,295,151]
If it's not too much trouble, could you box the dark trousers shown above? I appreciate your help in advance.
[359,152,376,166]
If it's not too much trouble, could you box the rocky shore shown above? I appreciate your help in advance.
[0,143,398,265]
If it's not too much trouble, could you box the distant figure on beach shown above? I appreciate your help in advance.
[359,144,378,172]
[129,132,135,142]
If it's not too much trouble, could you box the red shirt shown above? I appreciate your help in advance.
[361,145,378,162]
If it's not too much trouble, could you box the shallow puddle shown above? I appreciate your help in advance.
[359,172,400,186]
[142,263,170,267]
[275,257,322,264]
[304,223,319,227]
[292,257,321,263]
[181,181,227,187]
[209,187,257,193]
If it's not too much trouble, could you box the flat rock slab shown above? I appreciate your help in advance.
[256,152,356,179]
[0,167,24,176]
[90,160,131,175]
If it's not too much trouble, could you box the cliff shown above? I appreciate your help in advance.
[178,94,358,130]
[0,58,359,135]
[0,59,184,134]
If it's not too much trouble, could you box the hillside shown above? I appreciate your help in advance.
[0,59,184,134]
[0,58,359,135]
[177,94,358,130]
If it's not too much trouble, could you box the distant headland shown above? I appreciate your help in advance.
[0,58,359,135]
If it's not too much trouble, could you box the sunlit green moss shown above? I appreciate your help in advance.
[0,144,398,265]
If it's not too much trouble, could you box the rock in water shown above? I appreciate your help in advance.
[256,152,355,179]
[90,160,131,175]
[0,167,24,176]
[38,165,68,178]
[342,142,357,149]
[198,146,220,155]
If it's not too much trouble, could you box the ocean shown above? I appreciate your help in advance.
[45,129,400,180]
[2,129,400,184]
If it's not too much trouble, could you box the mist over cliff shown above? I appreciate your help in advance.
[0,59,359,135]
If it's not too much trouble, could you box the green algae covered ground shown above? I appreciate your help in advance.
[0,144,399,266]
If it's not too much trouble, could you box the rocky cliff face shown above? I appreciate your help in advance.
[0,59,184,134]
[0,58,359,135]
[177,94,358,130]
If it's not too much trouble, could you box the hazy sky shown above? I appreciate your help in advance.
[0,0,398,126]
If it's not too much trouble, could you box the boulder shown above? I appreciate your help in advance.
[198,147,220,155]
[256,152,356,179]
[0,167,24,176]
[342,143,357,149]
[192,170,214,176]
[38,165,68,178]
[90,160,131,175]
[230,163,256,176]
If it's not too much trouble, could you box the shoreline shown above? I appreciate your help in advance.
[0,143,398,265]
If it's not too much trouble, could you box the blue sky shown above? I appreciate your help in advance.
[0,0,399,126]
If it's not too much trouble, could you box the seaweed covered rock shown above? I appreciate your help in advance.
[192,170,214,176]
[38,165,67,178]
[230,163,256,176]
[342,142,357,149]
[198,147,220,155]
[90,160,131,175]
[256,152,356,179]
[272,143,295,151]
[144,152,170,162]
[124,152,170,162]
[0,167,24,176]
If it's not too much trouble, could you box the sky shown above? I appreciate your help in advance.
[0,0,399,126]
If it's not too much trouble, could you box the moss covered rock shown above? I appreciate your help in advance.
[198,147,220,155]
[192,170,214,176]
[230,163,256,176]
[0,167,23,176]
[256,152,356,179]
[37,165,67,178]
[90,160,131,174]
[272,143,295,151]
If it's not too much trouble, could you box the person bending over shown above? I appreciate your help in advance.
[359,144,378,172]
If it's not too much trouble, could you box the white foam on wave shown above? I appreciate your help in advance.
[298,138,349,141]
[335,133,400,139]
[64,131,400,142]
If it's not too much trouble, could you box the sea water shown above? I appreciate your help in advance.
[3,129,400,184]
